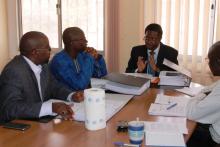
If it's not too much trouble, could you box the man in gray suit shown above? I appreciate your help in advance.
[0,31,83,122]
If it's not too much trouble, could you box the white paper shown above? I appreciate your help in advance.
[145,132,186,147]
[148,103,186,117]
[91,78,108,89]
[159,75,188,86]
[144,121,188,134]
[72,94,133,122]
[175,86,204,97]
[155,94,190,106]
[163,59,191,77]
[84,88,106,131]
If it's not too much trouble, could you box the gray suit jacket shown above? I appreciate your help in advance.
[0,55,72,122]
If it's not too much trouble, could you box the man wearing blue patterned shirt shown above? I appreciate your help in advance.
[50,27,107,91]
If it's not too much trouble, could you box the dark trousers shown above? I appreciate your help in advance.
[187,123,218,147]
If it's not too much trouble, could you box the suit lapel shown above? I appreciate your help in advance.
[20,55,43,102]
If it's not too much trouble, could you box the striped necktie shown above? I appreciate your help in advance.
[147,51,155,76]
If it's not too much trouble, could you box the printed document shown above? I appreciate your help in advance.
[148,103,186,117]
[145,132,186,147]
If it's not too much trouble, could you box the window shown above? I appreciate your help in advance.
[20,0,104,51]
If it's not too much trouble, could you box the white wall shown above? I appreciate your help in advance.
[118,0,146,72]
[0,0,9,70]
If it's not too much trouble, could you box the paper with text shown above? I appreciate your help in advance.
[145,132,186,147]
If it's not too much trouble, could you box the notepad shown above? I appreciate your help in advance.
[145,132,186,147]
[144,121,188,134]
[144,121,186,147]
[154,94,190,105]
[148,103,186,117]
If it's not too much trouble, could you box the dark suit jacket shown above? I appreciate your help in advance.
[125,43,178,76]
[0,55,72,122]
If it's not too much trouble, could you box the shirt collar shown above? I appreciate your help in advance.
[148,44,160,55]
[22,56,42,74]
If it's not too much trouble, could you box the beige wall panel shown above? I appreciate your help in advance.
[0,0,9,70]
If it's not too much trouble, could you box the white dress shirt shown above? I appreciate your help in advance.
[186,80,220,143]
[23,56,74,117]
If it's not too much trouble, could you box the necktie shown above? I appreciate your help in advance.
[147,51,155,76]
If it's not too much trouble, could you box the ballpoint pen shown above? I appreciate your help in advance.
[114,141,140,147]
[166,103,177,110]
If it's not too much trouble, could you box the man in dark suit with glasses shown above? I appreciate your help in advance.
[126,23,178,76]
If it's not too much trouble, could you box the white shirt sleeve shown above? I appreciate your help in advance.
[186,83,220,124]
[67,92,75,102]
[39,101,57,117]
[39,92,75,117]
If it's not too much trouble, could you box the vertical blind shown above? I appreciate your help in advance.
[144,0,220,83]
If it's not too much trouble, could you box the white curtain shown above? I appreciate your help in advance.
[21,0,104,51]
[21,0,58,48]
[144,0,220,84]
[62,0,103,51]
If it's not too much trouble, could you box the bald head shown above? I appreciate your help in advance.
[208,41,220,76]
[63,27,85,45]
[19,31,49,55]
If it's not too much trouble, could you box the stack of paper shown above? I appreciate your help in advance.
[159,71,191,87]
[91,78,108,89]
[159,59,192,88]
[144,121,187,147]
[72,94,134,121]
[148,94,190,117]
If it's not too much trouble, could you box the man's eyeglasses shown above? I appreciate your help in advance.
[143,36,157,42]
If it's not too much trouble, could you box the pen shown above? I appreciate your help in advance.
[113,141,140,147]
[166,103,177,110]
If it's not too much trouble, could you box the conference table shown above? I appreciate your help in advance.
[0,87,196,147]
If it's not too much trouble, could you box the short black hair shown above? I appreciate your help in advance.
[62,27,84,45]
[144,23,163,37]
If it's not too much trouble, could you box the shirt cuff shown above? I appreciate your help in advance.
[67,92,75,102]
[39,101,57,117]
